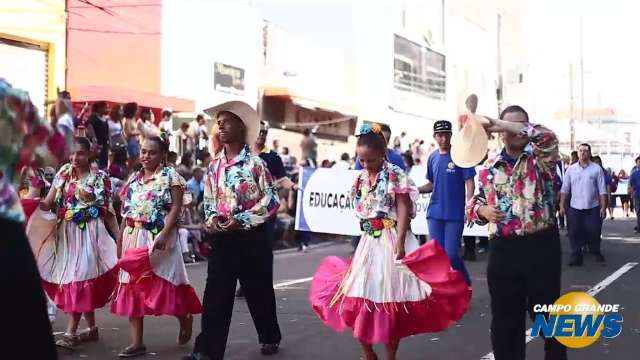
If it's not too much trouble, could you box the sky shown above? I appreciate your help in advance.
[251,0,356,53]
[254,0,640,121]
[525,0,640,120]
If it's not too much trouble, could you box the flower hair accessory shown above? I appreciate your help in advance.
[357,122,382,137]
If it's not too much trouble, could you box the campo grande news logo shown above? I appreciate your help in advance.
[531,292,623,348]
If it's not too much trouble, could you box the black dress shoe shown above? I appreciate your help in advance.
[594,253,606,263]
[568,258,583,267]
[261,343,279,355]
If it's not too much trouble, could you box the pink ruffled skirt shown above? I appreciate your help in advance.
[310,230,470,344]
[29,214,118,314]
[111,228,202,317]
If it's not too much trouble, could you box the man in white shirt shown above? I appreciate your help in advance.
[560,143,608,266]
[332,153,352,170]
[159,109,173,134]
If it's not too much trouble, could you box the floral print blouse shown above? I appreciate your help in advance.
[351,162,419,221]
[53,163,112,228]
[203,145,279,230]
[467,124,560,238]
[0,79,69,223]
[120,166,186,231]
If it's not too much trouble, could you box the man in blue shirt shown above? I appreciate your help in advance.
[629,156,640,233]
[418,120,475,285]
[186,167,205,203]
[354,124,406,171]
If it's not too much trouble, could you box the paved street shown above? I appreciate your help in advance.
[57,213,640,360]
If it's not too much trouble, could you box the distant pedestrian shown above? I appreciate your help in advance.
[108,104,126,148]
[560,143,608,266]
[333,153,352,170]
[606,168,618,219]
[88,101,110,169]
[123,102,141,172]
[300,128,318,167]
[629,157,640,233]
[618,169,631,217]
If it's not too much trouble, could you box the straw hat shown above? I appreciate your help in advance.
[450,95,490,168]
[203,101,260,144]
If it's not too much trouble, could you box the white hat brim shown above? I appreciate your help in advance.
[451,114,489,168]
[203,101,259,144]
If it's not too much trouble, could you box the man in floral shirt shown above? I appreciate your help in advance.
[467,105,566,360]
[186,101,281,360]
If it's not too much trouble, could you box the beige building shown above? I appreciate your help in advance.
[0,0,67,111]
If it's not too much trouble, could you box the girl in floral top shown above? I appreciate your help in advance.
[112,135,202,358]
[35,137,120,350]
[309,124,470,360]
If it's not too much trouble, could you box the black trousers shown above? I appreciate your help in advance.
[487,227,567,360]
[0,218,57,360]
[194,224,281,359]
[567,207,602,259]
[463,236,489,253]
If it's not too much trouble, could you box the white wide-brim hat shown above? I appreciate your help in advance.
[451,94,490,168]
[203,101,260,144]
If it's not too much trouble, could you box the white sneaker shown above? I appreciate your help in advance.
[302,245,308,253]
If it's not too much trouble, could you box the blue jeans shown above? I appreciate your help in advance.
[427,218,471,285]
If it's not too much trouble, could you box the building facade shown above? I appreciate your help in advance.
[0,0,67,112]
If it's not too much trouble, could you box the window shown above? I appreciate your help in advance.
[214,62,245,95]
[393,35,446,100]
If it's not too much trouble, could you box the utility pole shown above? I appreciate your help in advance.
[579,13,585,123]
[65,0,69,89]
[496,12,503,115]
[569,64,575,150]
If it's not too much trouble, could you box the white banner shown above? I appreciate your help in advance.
[613,179,629,196]
[295,166,488,237]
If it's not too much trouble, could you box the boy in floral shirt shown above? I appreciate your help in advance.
[467,105,567,360]
[186,101,281,360]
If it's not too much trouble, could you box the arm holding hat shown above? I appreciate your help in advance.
[484,118,559,173]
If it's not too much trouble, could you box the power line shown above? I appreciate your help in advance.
[69,1,161,36]
[75,0,115,16]
[68,27,160,35]
[69,3,160,9]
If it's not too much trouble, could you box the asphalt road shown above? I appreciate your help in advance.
[56,212,640,360]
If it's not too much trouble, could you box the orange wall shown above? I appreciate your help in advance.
[67,0,161,94]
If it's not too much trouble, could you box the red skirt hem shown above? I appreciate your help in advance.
[309,241,471,344]
[111,247,202,317]
[42,267,118,314]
